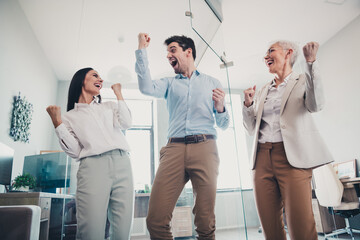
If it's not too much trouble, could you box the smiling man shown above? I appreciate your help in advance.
[135,33,229,240]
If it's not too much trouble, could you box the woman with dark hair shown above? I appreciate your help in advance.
[46,68,134,240]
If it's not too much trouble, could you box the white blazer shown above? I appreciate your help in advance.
[243,61,334,169]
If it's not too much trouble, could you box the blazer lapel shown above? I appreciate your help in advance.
[280,74,299,115]
[256,83,270,124]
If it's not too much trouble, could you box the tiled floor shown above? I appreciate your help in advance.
[131,227,360,239]
[216,227,360,240]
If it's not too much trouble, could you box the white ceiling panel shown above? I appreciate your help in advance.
[18,0,360,89]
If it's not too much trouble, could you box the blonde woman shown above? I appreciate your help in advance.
[242,42,333,240]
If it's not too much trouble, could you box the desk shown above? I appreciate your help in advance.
[340,177,360,202]
[341,177,360,185]
[341,177,360,230]
[312,195,345,233]
[313,177,360,233]
[134,193,150,218]
[0,192,75,240]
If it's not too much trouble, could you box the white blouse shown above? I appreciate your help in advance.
[257,73,291,143]
[55,100,131,160]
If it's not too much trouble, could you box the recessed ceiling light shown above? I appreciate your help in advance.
[118,36,125,43]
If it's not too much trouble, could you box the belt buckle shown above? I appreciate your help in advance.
[184,135,197,144]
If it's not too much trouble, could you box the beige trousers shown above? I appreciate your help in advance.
[253,142,318,240]
[146,139,219,240]
[76,149,134,240]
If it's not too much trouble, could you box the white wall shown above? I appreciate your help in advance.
[316,15,360,171]
[232,14,360,232]
[0,0,58,184]
[51,80,70,150]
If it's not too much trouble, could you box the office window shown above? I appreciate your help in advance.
[101,88,252,191]
[101,88,155,192]
[216,94,252,190]
[126,129,152,191]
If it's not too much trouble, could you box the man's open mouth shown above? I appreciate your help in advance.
[170,59,178,67]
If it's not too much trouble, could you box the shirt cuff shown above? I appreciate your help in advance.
[135,48,148,73]
[217,106,226,114]
[135,48,147,59]
[306,60,319,75]
[117,100,129,112]
[55,123,67,138]
[54,123,74,149]
[242,103,254,115]
[215,107,229,118]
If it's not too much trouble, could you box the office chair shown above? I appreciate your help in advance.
[0,205,41,240]
[313,163,360,240]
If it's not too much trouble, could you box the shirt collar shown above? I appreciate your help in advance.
[176,69,200,79]
[269,72,292,89]
[74,99,98,110]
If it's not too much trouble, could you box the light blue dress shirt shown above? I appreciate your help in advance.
[135,48,229,138]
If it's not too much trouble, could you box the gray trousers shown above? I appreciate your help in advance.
[76,149,134,240]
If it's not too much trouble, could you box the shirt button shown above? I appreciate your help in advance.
[281,125,286,129]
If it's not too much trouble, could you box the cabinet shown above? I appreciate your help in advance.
[312,199,345,233]
[171,206,193,238]
[134,193,150,218]
[0,192,75,240]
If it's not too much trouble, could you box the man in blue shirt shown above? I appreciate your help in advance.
[135,33,229,240]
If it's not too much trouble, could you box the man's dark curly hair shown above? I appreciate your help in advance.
[164,35,196,60]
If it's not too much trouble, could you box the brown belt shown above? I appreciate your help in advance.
[168,134,215,144]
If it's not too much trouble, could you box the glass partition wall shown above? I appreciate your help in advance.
[22,152,78,240]
[185,0,249,239]
[53,1,252,239]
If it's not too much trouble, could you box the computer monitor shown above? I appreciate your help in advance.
[23,152,71,193]
[0,142,14,186]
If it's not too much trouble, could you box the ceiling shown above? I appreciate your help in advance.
[18,0,360,90]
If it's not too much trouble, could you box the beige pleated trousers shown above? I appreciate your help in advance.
[146,139,219,240]
[76,149,134,240]
[253,142,318,240]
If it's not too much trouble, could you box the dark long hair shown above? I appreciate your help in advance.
[164,35,196,60]
[67,67,97,111]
